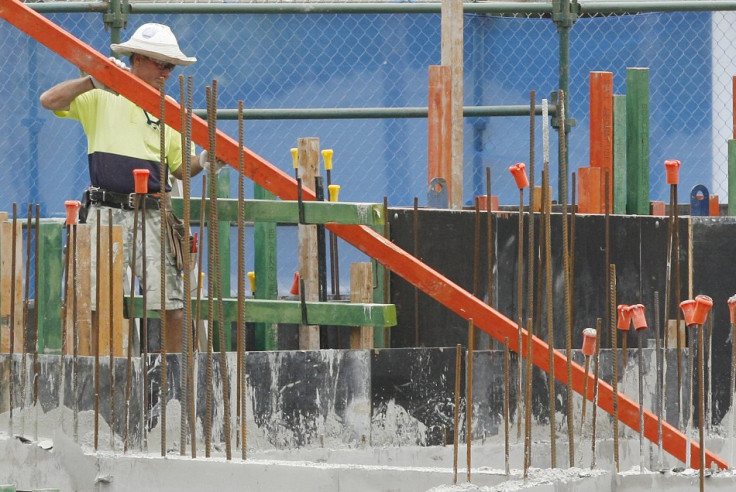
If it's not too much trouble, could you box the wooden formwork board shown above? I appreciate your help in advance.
[0,220,22,354]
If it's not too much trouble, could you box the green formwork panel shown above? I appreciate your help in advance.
[36,221,63,353]
[625,67,650,215]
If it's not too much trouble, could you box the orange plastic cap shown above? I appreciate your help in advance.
[64,200,81,226]
[680,299,697,327]
[692,295,713,325]
[728,294,736,324]
[581,328,597,356]
[617,304,631,331]
[628,304,647,331]
[664,159,681,185]
[290,271,300,295]
[133,169,150,194]
[509,162,529,190]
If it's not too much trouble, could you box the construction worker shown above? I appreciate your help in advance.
[40,23,222,353]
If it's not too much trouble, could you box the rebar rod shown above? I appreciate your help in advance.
[698,318,705,491]
[544,165,556,468]
[33,205,39,442]
[141,189,149,452]
[178,75,189,457]
[108,208,114,451]
[655,291,664,470]
[204,85,216,458]
[21,204,32,437]
[591,318,602,469]
[94,212,101,450]
[125,189,140,454]
[466,318,474,483]
[59,205,69,438]
[237,100,247,461]
[186,75,198,460]
[158,80,168,457]
[413,197,419,347]
[610,263,619,472]
[504,336,510,477]
[523,316,534,478]
[453,343,461,484]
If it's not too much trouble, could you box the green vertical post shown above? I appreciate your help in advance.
[625,67,650,215]
[36,221,62,353]
[371,224,388,348]
[728,140,736,216]
[104,0,128,55]
[613,94,627,214]
[254,184,278,350]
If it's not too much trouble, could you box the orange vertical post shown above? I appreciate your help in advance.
[710,195,719,216]
[428,65,452,203]
[590,71,614,208]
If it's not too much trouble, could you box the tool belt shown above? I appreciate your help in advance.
[165,211,187,271]
[88,187,161,211]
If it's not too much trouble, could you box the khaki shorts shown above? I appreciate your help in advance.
[87,204,184,311]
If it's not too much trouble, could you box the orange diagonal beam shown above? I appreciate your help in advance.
[0,0,726,470]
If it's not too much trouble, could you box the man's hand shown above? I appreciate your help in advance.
[199,150,226,174]
[88,56,129,94]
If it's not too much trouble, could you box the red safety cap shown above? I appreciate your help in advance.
[728,294,736,324]
[133,169,151,194]
[617,304,631,331]
[191,232,198,253]
[64,200,81,226]
[581,328,597,356]
[508,162,529,190]
[628,304,647,331]
[692,294,713,326]
[680,299,697,327]
[290,271,300,296]
[664,159,681,185]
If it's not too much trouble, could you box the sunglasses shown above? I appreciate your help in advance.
[142,55,175,71]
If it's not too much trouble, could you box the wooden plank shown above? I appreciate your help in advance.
[254,184,279,350]
[74,225,92,355]
[8,3,723,468]
[97,224,124,357]
[350,262,374,349]
[0,221,22,353]
[170,198,385,226]
[625,67,650,215]
[298,137,321,349]
[441,0,464,209]
[590,71,614,208]
[35,221,63,353]
[428,65,452,208]
[613,94,627,214]
[128,297,397,328]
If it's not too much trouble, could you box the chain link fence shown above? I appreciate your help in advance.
[1,3,734,292]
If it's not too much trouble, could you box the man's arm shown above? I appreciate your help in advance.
[39,76,94,111]
[171,151,225,180]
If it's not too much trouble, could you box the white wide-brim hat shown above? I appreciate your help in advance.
[111,23,196,66]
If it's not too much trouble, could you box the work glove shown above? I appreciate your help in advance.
[199,150,226,174]
[85,56,128,94]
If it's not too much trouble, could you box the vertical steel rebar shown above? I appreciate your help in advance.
[523,316,533,478]
[698,318,705,491]
[204,85,216,458]
[94,211,101,450]
[107,208,114,450]
[8,203,17,437]
[610,264,619,472]
[237,100,247,460]
[158,80,168,457]
[516,185,524,443]
[654,291,664,470]
[124,188,140,454]
[591,317,602,469]
[453,343,461,484]
[185,75,197,460]
[503,336,510,477]
[72,213,79,443]
[33,204,39,442]
[21,204,32,437]
[543,164,556,468]
[141,189,149,452]
[60,210,72,439]
[413,197,419,347]
[466,319,474,483]
[178,75,190,457]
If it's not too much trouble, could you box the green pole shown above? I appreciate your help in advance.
[104,0,128,54]
[613,94,628,214]
[36,222,63,353]
[552,0,577,199]
[728,140,736,215]
[254,184,279,350]
[625,67,650,215]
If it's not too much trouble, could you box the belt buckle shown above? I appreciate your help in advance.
[127,193,136,209]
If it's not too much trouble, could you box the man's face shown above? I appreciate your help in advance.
[132,54,175,88]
